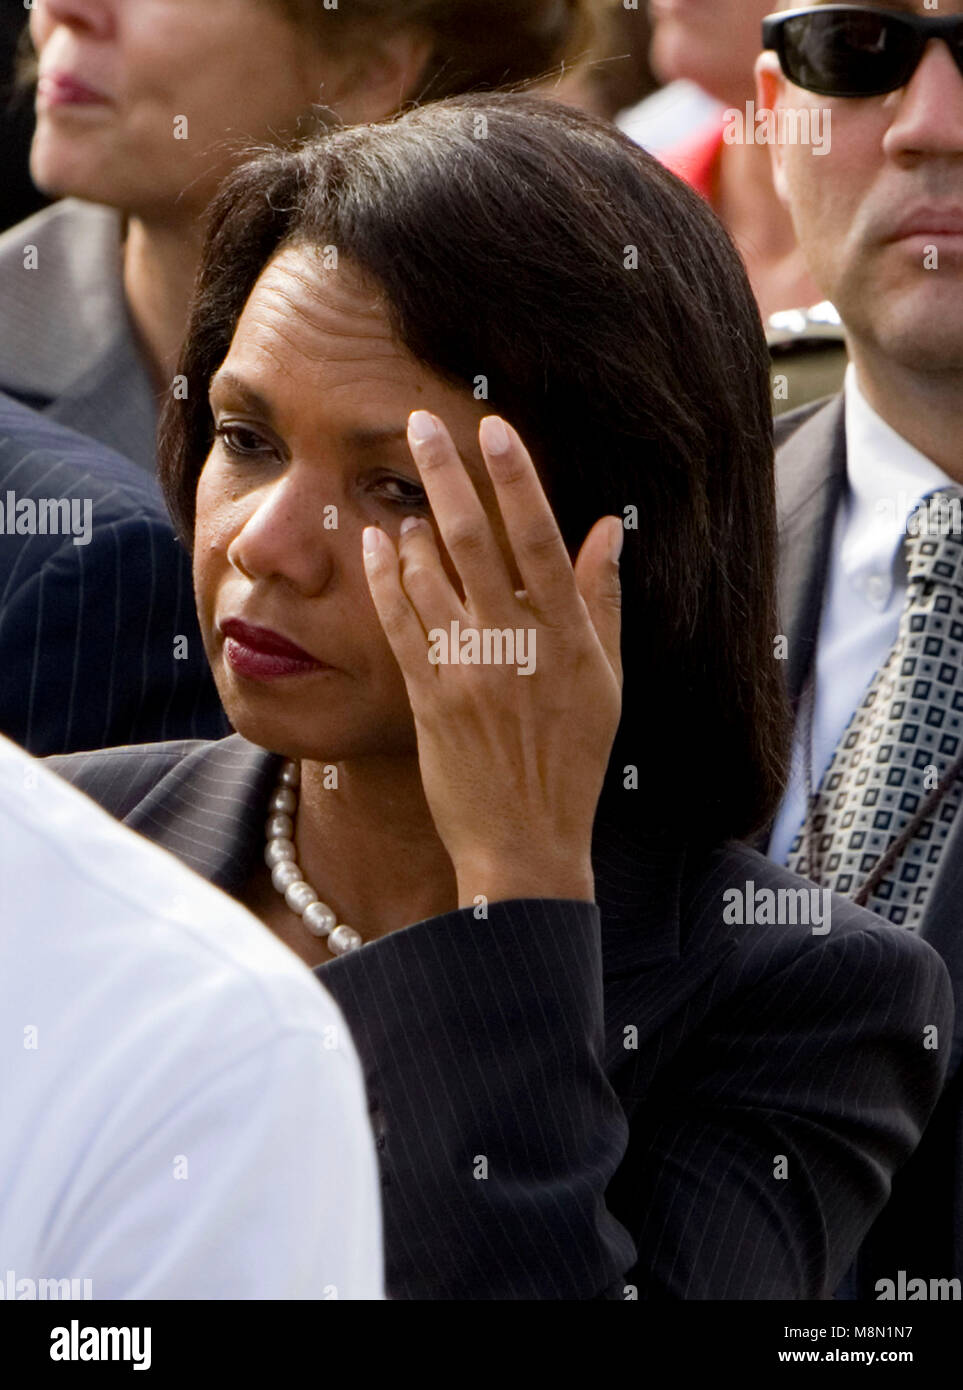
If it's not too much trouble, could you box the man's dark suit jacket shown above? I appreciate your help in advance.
[775,394,963,1292]
[47,734,952,1300]
[0,393,229,753]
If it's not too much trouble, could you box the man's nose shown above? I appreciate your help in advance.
[883,39,963,161]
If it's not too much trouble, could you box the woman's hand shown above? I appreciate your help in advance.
[363,410,623,907]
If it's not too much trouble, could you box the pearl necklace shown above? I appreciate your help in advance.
[264,760,364,956]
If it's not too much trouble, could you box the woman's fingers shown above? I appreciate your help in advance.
[573,516,624,688]
[364,417,622,904]
[406,411,513,611]
[362,526,436,686]
[477,415,580,622]
[401,408,619,687]
[396,516,467,636]
[363,519,471,688]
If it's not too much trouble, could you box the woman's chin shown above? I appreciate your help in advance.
[224,706,415,766]
[30,135,113,204]
[225,709,340,762]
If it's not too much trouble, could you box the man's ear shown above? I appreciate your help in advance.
[327,28,435,124]
[756,52,792,207]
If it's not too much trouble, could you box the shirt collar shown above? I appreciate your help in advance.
[841,363,954,610]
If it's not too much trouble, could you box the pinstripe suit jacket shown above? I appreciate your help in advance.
[775,395,963,1291]
[0,200,158,473]
[0,393,229,753]
[47,733,953,1300]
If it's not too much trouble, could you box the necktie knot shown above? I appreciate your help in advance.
[905,488,963,591]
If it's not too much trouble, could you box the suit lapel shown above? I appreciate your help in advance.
[123,734,282,895]
[775,397,848,704]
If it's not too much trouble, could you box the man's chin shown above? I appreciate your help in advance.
[874,321,963,376]
[844,282,963,376]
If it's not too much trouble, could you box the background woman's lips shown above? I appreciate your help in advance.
[37,74,111,106]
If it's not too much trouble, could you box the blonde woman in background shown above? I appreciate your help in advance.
[0,0,603,471]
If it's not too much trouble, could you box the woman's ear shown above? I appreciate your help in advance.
[326,27,436,124]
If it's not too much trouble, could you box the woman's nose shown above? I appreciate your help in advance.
[224,477,346,597]
[37,0,116,41]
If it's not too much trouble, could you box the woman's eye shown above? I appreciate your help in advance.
[213,425,273,458]
[375,476,430,510]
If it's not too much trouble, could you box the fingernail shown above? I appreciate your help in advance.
[408,411,437,443]
[399,516,422,536]
[609,519,624,562]
[363,526,382,557]
[480,416,510,454]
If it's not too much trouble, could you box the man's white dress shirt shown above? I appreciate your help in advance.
[0,734,383,1299]
[769,365,955,865]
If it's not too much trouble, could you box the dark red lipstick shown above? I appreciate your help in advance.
[221,619,327,681]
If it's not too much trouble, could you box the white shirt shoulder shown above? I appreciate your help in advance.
[0,735,383,1300]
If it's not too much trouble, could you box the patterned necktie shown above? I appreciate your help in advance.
[786,488,963,929]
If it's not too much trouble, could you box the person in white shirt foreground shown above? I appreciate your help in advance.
[0,731,383,1299]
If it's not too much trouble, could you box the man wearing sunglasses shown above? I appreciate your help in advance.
[759,2,963,1296]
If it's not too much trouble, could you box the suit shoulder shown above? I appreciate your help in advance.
[692,834,944,978]
[0,200,119,278]
[44,740,210,820]
[0,201,125,401]
[774,394,840,450]
[692,839,950,987]
[0,395,165,514]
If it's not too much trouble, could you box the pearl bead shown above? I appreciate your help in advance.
[285,880,319,914]
[265,813,294,840]
[265,838,296,868]
[266,770,363,949]
[328,925,363,955]
[302,901,337,937]
[271,860,302,892]
[269,787,297,815]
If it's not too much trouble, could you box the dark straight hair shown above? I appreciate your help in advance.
[159,93,790,844]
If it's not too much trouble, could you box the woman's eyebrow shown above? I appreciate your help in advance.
[346,426,410,449]
[209,372,412,451]
[207,370,277,424]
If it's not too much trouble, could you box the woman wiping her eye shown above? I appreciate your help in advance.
[48,93,952,1300]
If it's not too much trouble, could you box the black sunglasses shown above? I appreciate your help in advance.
[762,5,963,98]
